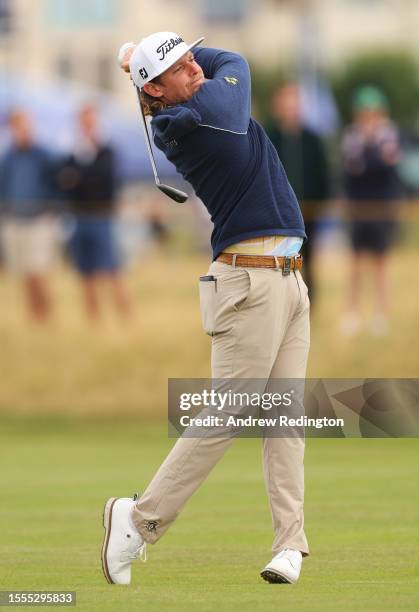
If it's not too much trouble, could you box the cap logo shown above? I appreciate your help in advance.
[139,66,149,80]
[156,37,184,61]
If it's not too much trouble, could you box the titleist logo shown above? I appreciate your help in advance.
[156,37,184,61]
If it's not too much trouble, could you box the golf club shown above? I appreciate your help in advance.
[134,85,188,204]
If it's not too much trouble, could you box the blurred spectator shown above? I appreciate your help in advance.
[59,105,131,321]
[266,82,330,306]
[340,86,402,336]
[0,109,59,322]
[143,195,169,248]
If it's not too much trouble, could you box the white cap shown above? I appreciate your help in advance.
[129,32,205,89]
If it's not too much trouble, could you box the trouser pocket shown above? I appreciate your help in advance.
[198,268,251,337]
[294,270,310,313]
[199,275,217,336]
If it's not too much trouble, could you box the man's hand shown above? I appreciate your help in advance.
[117,42,136,73]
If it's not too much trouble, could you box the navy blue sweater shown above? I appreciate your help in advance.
[152,47,306,259]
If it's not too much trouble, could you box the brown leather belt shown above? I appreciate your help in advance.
[216,253,303,275]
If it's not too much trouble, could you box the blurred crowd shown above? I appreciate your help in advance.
[266,81,404,337]
[0,82,408,334]
[0,104,131,322]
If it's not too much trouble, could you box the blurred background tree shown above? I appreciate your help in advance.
[251,49,419,130]
[331,49,419,128]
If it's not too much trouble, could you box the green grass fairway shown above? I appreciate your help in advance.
[1,419,418,611]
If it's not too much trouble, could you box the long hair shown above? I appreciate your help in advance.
[140,77,168,116]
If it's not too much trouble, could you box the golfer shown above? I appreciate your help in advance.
[102,32,310,586]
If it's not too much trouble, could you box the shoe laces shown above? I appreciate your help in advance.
[121,541,147,563]
[275,549,299,567]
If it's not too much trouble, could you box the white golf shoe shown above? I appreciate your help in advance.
[101,494,146,585]
[260,549,302,584]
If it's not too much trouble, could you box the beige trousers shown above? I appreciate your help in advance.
[132,260,310,556]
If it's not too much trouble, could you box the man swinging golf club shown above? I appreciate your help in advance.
[102,32,310,586]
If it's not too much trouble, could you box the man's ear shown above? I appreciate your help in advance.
[143,82,164,99]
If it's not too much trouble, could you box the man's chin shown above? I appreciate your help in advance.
[175,81,204,103]
[190,80,204,94]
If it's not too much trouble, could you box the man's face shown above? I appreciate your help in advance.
[271,84,301,131]
[144,51,205,104]
[79,105,98,139]
[9,111,33,148]
[355,107,386,131]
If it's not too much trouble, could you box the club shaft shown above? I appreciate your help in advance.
[134,86,160,184]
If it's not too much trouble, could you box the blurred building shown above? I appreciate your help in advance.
[1,0,419,109]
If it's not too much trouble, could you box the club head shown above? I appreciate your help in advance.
[157,183,188,203]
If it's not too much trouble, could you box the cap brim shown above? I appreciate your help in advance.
[189,36,205,51]
[164,36,205,70]
[150,36,205,84]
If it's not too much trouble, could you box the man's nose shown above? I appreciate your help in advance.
[189,61,200,76]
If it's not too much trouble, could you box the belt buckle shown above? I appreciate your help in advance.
[282,257,292,276]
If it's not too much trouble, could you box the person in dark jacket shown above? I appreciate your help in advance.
[266,82,330,306]
[340,86,402,336]
[60,105,130,320]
